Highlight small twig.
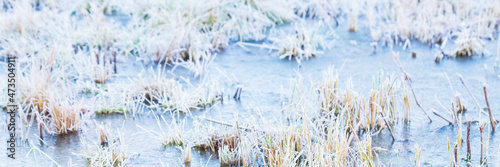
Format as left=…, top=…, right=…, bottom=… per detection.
left=391, top=51, right=432, bottom=122
left=379, top=111, right=396, bottom=141
left=432, top=109, right=453, bottom=125
left=483, top=85, right=496, bottom=131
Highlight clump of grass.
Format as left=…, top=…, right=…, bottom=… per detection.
left=318, top=66, right=340, bottom=116
left=452, top=34, right=489, bottom=57
left=197, top=127, right=239, bottom=153
left=269, top=22, right=331, bottom=64
left=94, top=89, right=136, bottom=115
left=318, top=67, right=400, bottom=132
left=129, top=67, right=224, bottom=114
left=261, top=130, right=303, bottom=166
left=218, top=145, right=240, bottom=165
left=79, top=123, right=129, bottom=166
left=19, top=59, right=52, bottom=113
left=191, top=121, right=246, bottom=165
left=42, top=96, right=83, bottom=135
left=90, top=67, right=224, bottom=116
left=139, top=115, right=187, bottom=147
left=17, top=61, right=83, bottom=135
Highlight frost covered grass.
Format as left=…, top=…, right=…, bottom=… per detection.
left=1, top=0, right=500, bottom=166
left=138, top=66, right=429, bottom=166
left=78, top=123, right=129, bottom=166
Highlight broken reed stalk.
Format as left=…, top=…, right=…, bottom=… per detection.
left=379, top=110, right=395, bottom=141
left=479, top=123, right=486, bottom=164
left=435, top=95, right=456, bottom=125
left=203, top=117, right=255, bottom=132
left=466, top=121, right=471, bottom=163
left=457, top=74, right=485, bottom=117
left=483, top=85, right=496, bottom=131
left=391, top=51, right=432, bottom=122
left=432, top=109, right=453, bottom=125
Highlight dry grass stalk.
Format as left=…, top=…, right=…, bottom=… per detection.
left=432, top=109, right=453, bottom=125
left=483, top=85, right=496, bottom=131
left=391, top=50, right=432, bottom=122
left=466, top=121, right=471, bottom=163
left=455, top=115, right=463, bottom=166
left=415, top=145, right=421, bottom=167
left=379, top=110, right=395, bottom=141
left=479, top=123, right=486, bottom=164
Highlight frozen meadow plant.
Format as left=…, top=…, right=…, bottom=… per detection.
left=42, top=94, right=83, bottom=135
left=93, top=84, right=140, bottom=116
left=134, top=67, right=223, bottom=113
left=79, top=123, right=129, bottom=167
left=452, top=32, right=489, bottom=57
left=316, top=66, right=400, bottom=132
left=362, top=0, right=500, bottom=52
left=108, top=0, right=300, bottom=76
left=295, top=0, right=341, bottom=27
left=270, top=22, right=332, bottom=64
left=138, top=115, right=190, bottom=147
